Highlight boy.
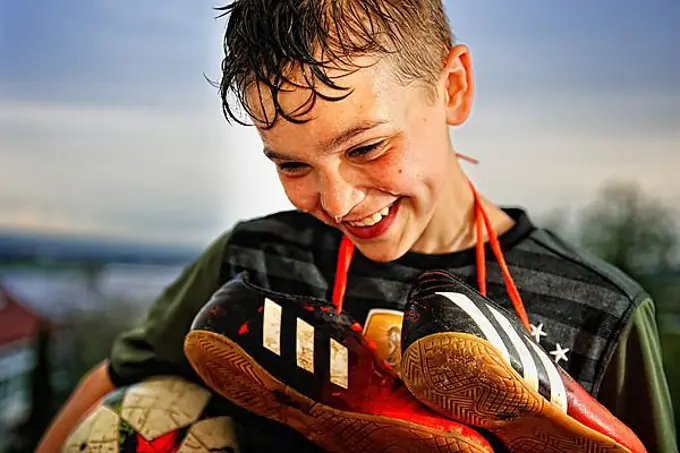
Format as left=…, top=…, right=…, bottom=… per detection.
left=38, top=0, right=675, bottom=451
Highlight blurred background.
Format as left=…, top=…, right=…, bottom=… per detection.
left=0, top=0, right=678, bottom=451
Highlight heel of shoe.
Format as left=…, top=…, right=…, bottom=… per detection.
left=401, top=332, right=631, bottom=453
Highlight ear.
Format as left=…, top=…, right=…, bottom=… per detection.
left=440, top=44, right=475, bottom=126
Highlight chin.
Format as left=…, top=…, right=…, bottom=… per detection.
left=354, top=240, right=409, bottom=263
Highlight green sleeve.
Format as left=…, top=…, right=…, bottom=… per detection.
left=108, top=229, right=234, bottom=386
left=597, top=298, right=678, bottom=453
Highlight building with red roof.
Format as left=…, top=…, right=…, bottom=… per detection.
left=0, top=286, right=41, bottom=442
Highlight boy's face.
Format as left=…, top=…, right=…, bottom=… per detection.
left=253, top=46, right=473, bottom=262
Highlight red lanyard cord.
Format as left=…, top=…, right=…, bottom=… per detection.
left=332, top=235, right=354, bottom=315
left=331, top=182, right=531, bottom=334
left=475, top=199, right=487, bottom=296
left=470, top=183, right=531, bottom=332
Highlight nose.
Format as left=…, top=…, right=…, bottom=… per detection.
left=319, top=167, right=365, bottom=222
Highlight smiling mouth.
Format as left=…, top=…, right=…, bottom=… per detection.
left=346, top=201, right=397, bottom=228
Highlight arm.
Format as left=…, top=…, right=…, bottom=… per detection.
left=36, top=360, right=114, bottom=453
left=597, top=298, right=677, bottom=453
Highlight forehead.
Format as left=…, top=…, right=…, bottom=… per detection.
left=247, top=59, right=400, bottom=150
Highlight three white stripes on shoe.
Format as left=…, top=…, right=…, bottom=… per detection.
left=437, top=292, right=568, bottom=412
left=262, top=298, right=349, bottom=389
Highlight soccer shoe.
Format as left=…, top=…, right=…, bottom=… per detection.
left=184, top=273, right=493, bottom=453
left=400, top=270, right=647, bottom=453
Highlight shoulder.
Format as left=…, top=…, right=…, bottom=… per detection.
left=232, top=209, right=333, bottom=236
left=229, top=209, right=340, bottom=250
left=181, top=210, right=338, bottom=292
left=523, top=227, right=648, bottom=306
left=503, top=208, right=647, bottom=309
left=222, top=210, right=342, bottom=294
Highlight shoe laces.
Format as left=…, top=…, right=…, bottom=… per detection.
left=331, top=153, right=531, bottom=333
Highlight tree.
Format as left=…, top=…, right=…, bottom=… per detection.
left=64, top=297, right=145, bottom=384
left=537, top=207, right=574, bottom=241
left=578, top=180, right=679, bottom=286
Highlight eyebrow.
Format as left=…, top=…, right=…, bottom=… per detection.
left=263, top=119, right=387, bottom=161
left=263, top=148, right=292, bottom=161
left=321, top=119, right=388, bottom=152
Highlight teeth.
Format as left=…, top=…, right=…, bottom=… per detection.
left=349, top=204, right=392, bottom=227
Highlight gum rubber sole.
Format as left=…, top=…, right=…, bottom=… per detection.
left=185, top=330, right=493, bottom=453
left=400, top=332, right=631, bottom=453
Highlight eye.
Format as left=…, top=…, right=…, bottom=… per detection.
left=347, top=142, right=384, bottom=160
left=277, top=162, right=310, bottom=176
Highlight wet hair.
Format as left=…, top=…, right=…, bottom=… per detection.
left=216, top=0, right=454, bottom=128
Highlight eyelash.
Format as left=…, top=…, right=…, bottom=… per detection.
left=277, top=162, right=308, bottom=175
left=277, top=142, right=384, bottom=175
left=347, top=142, right=383, bottom=159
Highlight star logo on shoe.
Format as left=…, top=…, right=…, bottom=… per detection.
left=550, top=343, right=570, bottom=364
left=530, top=322, right=547, bottom=344
left=529, top=323, right=569, bottom=364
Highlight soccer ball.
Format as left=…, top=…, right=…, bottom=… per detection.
left=62, top=376, right=240, bottom=452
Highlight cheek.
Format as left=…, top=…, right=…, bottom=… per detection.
left=280, top=176, right=318, bottom=212
left=405, top=126, right=450, bottom=187
left=364, top=143, right=420, bottom=194
left=373, top=142, right=439, bottom=196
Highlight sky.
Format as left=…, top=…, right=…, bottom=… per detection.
left=0, top=0, right=678, bottom=247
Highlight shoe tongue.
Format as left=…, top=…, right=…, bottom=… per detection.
left=415, top=270, right=471, bottom=295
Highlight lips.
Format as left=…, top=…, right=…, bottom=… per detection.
left=343, top=199, right=401, bottom=240
left=347, top=204, right=392, bottom=228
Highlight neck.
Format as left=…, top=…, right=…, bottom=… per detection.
left=411, top=153, right=515, bottom=255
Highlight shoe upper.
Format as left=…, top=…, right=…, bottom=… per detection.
left=402, top=270, right=647, bottom=453
left=403, top=270, right=571, bottom=412
left=190, top=273, right=394, bottom=412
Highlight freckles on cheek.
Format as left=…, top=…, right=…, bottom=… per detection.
left=282, top=179, right=317, bottom=212
left=380, top=161, right=418, bottom=196
left=369, top=158, right=401, bottom=190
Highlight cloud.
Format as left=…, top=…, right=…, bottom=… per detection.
left=0, top=1, right=225, bottom=108
left=0, top=100, right=292, bottom=246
